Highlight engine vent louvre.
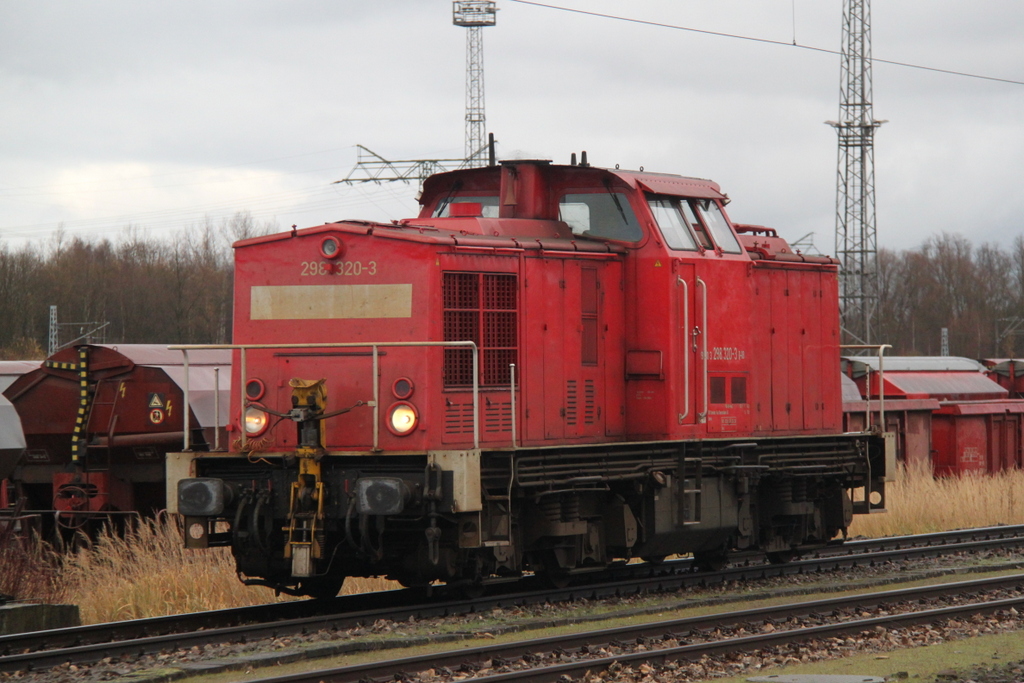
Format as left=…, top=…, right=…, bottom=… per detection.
left=444, top=401, right=475, bottom=435
left=484, top=400, right=512, bottom=432
left=584, top=379, right=596, bottom=425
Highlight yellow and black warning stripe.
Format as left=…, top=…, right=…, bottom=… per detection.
left=44, top=360, right=80, bottom=371
left=69, top=346, right=95, bottom=464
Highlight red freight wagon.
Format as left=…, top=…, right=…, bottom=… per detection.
left=842, top=397, right=938, bottom=472
left=842, top=356, right=1007, bottom=402
left=171, top=157, right=890, bottom=597
left=932, top=401, right=1024, bottom=476
left=982, top=359, right=1024, bottom=398
left=4, top=345, right=228, bottom=528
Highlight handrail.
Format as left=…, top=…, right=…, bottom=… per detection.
left=841, top=343, right=892, bottom=430
left=170, top=341, right=480, bottom=452
left=213, top=367, right=221, bottom=451
left=677, top=276, right=689, bottom=423
left=696, top=277, right=708, bottom=424
left=509, top=363, right=517, bottom=449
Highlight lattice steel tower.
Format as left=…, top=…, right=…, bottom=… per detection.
left=453, top=1, right=496, bottom=167
left=829, top=0, right=884, bottom=344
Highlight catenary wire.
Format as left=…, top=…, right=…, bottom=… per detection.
left=509, top=0, right=1024, bottom=87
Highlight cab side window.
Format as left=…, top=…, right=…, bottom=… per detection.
left=678, top=201, right=713, bottom=250
left=694, top=199, right=742, bottom=254
left=433, top=196, right=500, bottom=218
left=647, top=197, right=698, bottom=251
left=558, top=192, right=643, bottom=242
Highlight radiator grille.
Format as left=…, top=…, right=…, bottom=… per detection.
left=443, top=272, right=518, bottom=387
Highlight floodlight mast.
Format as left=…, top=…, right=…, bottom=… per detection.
left=828, top=0, right=885, bottom=346
left=453, top=1, right=497, bottom=168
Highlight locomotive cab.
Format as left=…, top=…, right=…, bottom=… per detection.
left=170, top=157, right=889, bottom=597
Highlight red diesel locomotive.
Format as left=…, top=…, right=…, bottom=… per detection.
left=171, top=157, right=891, bottom=597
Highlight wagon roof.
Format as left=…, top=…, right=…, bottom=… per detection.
left=0, top=394, right=25, bottom=451
left=842, top=356, right=987, bottom=374
left=840, top=373, right=863, bottom=402
left=880, top=372, right=1007, bottom=401
left=936, top=399, right=1024, bottom=415
left=0, top=361, right=41, bottom=393
left=980, top=359, right=1024, bottom=377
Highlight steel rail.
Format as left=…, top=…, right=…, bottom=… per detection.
left=3, top=523, right=1024, bottom=670
left=229, top=573, right=1024, bottom=683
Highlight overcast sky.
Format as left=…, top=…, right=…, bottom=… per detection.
left=1, top=1, right=1022, bottom=253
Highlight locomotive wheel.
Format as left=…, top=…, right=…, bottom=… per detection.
left=543, top=569, right=572, bottom=589
left=766, top=550, right=799, bottom=565
left=298, top=576, right=346, bottom=600
left=692, top=550, right=728, bottom=572
left=458, top=579, right=486, bottom=599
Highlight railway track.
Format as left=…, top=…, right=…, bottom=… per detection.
left=242, top=573, right=1024, bottom=683
left=3, top=524, right=1024, bottom=673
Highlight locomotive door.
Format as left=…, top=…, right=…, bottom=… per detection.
left=563, top=261, right=605, bottom=439
left=676, top=263, right=697, bottom=426
left=532, top=258, right=607, bottom=441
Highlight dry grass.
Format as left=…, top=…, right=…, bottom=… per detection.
left=849, top=459, right=1024, bottom=538
left=15, top=462, right=1024, bottom=623
left=0, top=528, right=61, bottom=602
left=52, top=516, right=398, bottom=624
left=55, top=516, right=290, bottom=623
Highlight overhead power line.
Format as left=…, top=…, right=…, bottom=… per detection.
left=509, top=0, right=1024, bottom=87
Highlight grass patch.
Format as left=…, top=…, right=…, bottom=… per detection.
left=2, top=516, right=397, bottom=624
left=0, top=527, right=61, bottom=602
left=710, top=629, right=1024, bottom=683
left=850, top=460, right=1024, bottom=538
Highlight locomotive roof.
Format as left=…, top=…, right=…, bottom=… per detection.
left=418, top=161, right=727, bottom=201
left=235, top=161, right=726, bottom=252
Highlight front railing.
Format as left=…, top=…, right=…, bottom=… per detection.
left=169, top=341, right=480, bottom=452
left=841, top=343, right=892, bottom=431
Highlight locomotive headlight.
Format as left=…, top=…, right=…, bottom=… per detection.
left=387, top=402, right=418, bottom=436
left=244, top=406, right=269, bottom=436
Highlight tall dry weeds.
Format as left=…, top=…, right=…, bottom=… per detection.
left=55, top=516, right=292, bottom=624
left=849, top=460, right=1024, bottom=538
left=0, top=527, right=61, bottom=603
left=54, top=516, right=397, bottom=624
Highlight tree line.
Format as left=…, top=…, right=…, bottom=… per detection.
left=0, top=213, right=272, bottom=360
left=0, top=223, right=1021, bottom=361
left=877, top=233, right=1024, bottom=358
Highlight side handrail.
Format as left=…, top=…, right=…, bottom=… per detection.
left=696, top=277, right=708, bottom=424
left=677, top=276, right=690, bottom=423
left=841, top=343, right=892, bottom=431
left=169, top=341, right=480, bottom=452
